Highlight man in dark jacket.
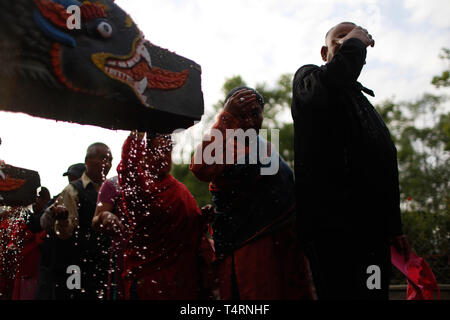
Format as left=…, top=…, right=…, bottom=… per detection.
left=291, top=22, right=410, bottom=300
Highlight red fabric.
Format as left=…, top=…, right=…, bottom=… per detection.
left=33, top=0, right=71, bottom=29
left=0, top=217, right=15, bottom=299
left=0, top=213, right=29, bottom=299
left=0, top=211, right=45, bottom=300
left=0, top=212, right=46, bottom=300
left=391, top=246, right=440, bottom=300
left=12, top=277, right=38, bottom=300
left=80, top=2, right=107, bottom=22
left=12, top=226, right=46, bottom=300
left=215, top=224, right=314, bottom=300
left=117, top=135, right=213, bottom=299
left=15, top=226, right=46, bottom=278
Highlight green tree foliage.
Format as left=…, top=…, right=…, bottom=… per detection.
left=376, top=49, right=449, bottom=284
left=432, top=48, right=450, bottom=88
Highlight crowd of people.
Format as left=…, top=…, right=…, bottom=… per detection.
left=0, top=22, right=411, bottom=300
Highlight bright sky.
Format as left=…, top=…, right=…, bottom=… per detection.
left=1, top=0, right=449, bottom=197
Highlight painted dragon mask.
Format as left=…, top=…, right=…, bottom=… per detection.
left=0, top=0, right=204, bottom=132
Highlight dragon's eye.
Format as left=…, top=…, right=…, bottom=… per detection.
left=97, top=21, right=113, bottom=38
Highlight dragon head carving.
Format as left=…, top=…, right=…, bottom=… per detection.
left=0, top=0, right=204, bottom=132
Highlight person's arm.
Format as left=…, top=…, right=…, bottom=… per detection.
left=92, top=179, right=116, bottom=232
left=39, top=208, right=55, bottom=231
left=190, top=89, right=257, bottom=182
left=190, top=111, right=240, bottom=182
left=92, top=180, right=125, bottom=235
left=39, top=203, right=68, bottom=231
left=293, top=38, right=368, bottom=109
left=92, top=202, right=113, bottom=231
left=387, top=153, right=411, bottom=261
left=54, top=185, right=79, bottom=240
left=27, top=211, right=44, bottom=233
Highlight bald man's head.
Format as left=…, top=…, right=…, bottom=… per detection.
left=321, top=22, right=356, bottom=63
left=325, top=22, right=356, bottom=40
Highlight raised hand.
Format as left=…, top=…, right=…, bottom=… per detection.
left=50, top=204, right=69, bottom=221
left=339, top=26, right=375, bottom=48
left=224, top=89, right=257, bottom=116
left=100, top=211, right=126, bottom=236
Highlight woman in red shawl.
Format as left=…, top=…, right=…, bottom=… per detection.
left=0, top=187, right=50, bottom=300
left=12, top=222, right=47, bottom=300
left=116, top=131, right=213, bottom=300
left=12, top=187, right=50, bottom=300
left=190, top=87, right=314, bottom=300
left=0, top=209, right=17, bottom=300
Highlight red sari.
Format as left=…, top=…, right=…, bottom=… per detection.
left=0, top=209, right=45, bottom=300
left=117, top=135, right=213, bottom=300
left=0, top=216, right=16, bottom=299
left=12, top=225, right=46, bottom=300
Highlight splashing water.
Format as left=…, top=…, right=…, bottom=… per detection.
left=0, top=206, right=30, bottom=292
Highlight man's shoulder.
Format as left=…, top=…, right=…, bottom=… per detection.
left=61, top=181, right=79, bottom=197
left=62, top=182, right=76, bottom=192
left=294, top=64, right=321, bottom=82
left=69, top=178, right=84, bottom=191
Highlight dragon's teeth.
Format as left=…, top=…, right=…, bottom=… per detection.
left=134, top=77, right=147, bottom=94
left=127, top=55, right=140, bottom=67
left=105, top=66, right=134, bottom=83
left=140, top=46, right=152, bottom=67
left=118, top=61, right=128, bottom=68
left=109, top=68, right=119, bottom=77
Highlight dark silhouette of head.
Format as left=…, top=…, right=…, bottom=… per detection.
left=321, top=22, right=356, bottom=63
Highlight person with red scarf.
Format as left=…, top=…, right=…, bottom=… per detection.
left=12, top=223, right=47, bottom=300
left=0, top=208, right=19, bottom=300
left=116, top=131, right=214, bottom=300
left=190, top=87, right=314, bottom=300
left=0, top=187, right=50, bottom=300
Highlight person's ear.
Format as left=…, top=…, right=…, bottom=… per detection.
left=321, top=46, right=328, bottom=62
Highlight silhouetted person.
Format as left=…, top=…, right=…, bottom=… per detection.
left=191, top=87, right=313, bottom=300
left=291, top=22, right=410, bottom=300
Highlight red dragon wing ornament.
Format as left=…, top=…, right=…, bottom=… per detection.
left=0, top=163, right=41, bottom=207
